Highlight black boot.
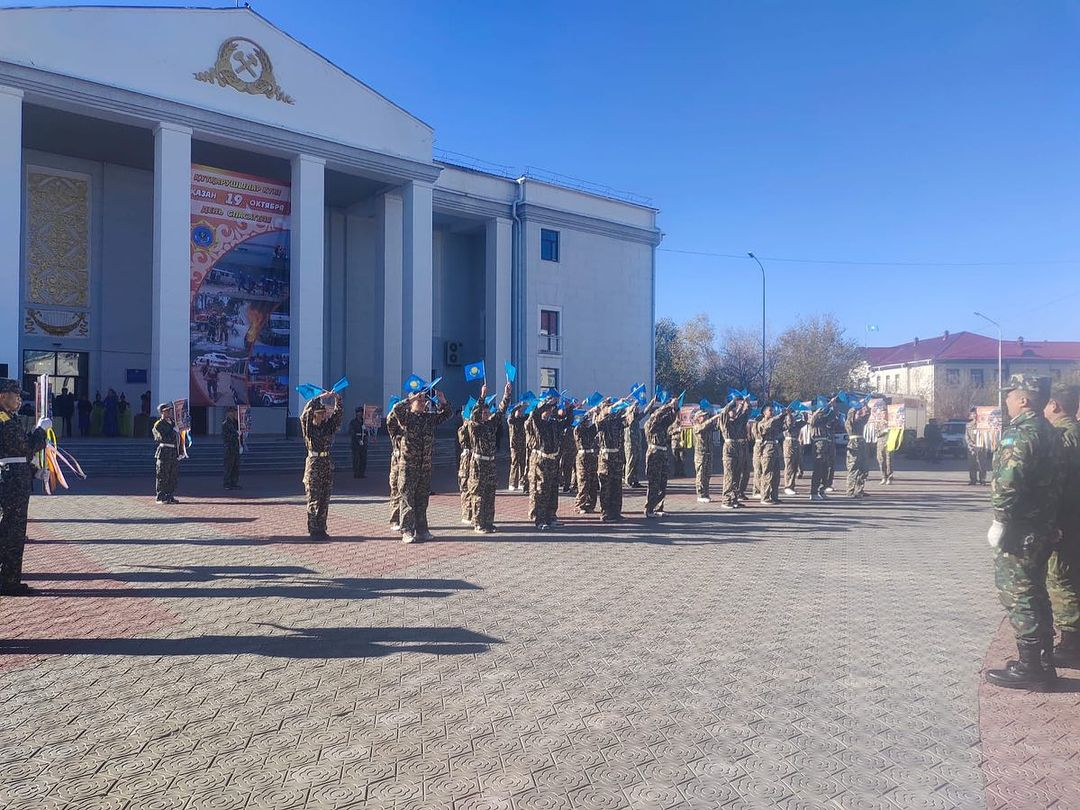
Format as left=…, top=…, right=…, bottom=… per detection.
left=1054, top=631, right=1080, bottom=669
left=986, top=639, right=1057, bottom=690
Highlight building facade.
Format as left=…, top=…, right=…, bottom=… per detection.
left=865, top=331, right=1080, bottom=418
left=0, top=5, right=661, bottom=434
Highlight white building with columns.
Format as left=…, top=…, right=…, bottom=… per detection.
left=0, top=5, right=661, bottom=434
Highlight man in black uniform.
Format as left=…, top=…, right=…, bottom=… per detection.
left=222, top=409, right=242, bottom=490
left=152, top=403, right=181, bottom=504
left=348, top=406, right=368, bottom=479
left=0, top=379, right=49, bottom=596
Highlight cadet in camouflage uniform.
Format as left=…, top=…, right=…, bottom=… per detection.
left=624, top=407, right=645, bottom=488
left=693, top=408, right=723, bottom=502
left=559, top=411, right=577, bottom=493
left=507, top=405, right=528, bottom=492
left=669, top=420, right=684, bottom=478
left=386, top=406, right=404, bottom=532
left=985, top=375, right=1063, bottom=689
left=0, top=379, right=48, bottom=596
left=152, top=403, right=181, bottom=504
left=643, top=399, right=679, bottom=517
left=457, top=420, right=473, bottom=525
left=844, top=404, right=870, bottom=498
left=718, top=397, right=749, bottom=509
left=222, top=409, right=241, bottom=490
left=466, top=382, right=512, bottom=533
left=574, top=412, right=600, bottom=513
left=301, top=392, right=343, bottom=538
left=1045, top=386, right=1080, bottom=668
left=782, top=408, right=805, bottom=495
left=527, top=398, right=563, bottom=528
left=965, top=407, right=988, bottom=485
left=808, top=399, right=838, bottom=501
left=756, top=404, right=785, bottom=504
left=596, top=399, right=634, bottom=522
left=751, top=417, right=764, bottom=498
left=392, top=390, right=451, bottom=544
left=876, top=426, right=894, bottom=485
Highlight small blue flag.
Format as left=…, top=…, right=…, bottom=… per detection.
left=586, top=392, right=604, bottom=409
left=464, top=361, right=485, bottom=382
left=750, top=407, right=762, bottom=419
left=699, top=399, right=712, bottom=411
left=426, top=376, right=443, bottom=392
left=543, top=387, right=560, bottom=400
left=504, top=361, right=517, bottom=384
left=388, top=394, right=401, bottom=409
left=463, top=395, right=478, bottom=419
left=485, top=394, right=498, bottom=407
left=404, top=374, right=427, bottom=394
left=611, top=401, right=630, bottom=413
left=677, top=390, right=686, bottom=409
left=296, top=383, right=324, bottom=400
left=522, top=389, right=537, bottom=404
left=329, top=376, right=350, bottom=394
left=524, top=400, right=538, bottom=415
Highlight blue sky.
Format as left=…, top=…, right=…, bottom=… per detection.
left=11, top=1, right=1080, bottom=346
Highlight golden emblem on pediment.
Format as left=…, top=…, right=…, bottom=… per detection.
left=195, top=37, right=294, bottom=104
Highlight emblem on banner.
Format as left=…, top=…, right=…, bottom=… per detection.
left=191, top=223, right=215, bottom=249
left=194, top=37, right=295, bottom=104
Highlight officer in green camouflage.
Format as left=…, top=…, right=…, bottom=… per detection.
left=152, top=403, right=181, bottom=504
left=844, top=403, right=870, bottom=498
left=301, top=392, right=343, bottom=538
left=466, top=382, right=512, bottom=533
left=574, top=411, right=600, bottom=513
left=985, top=374, right=1064, bottom=689
left=1044, top=385, right=1080, bottom=668
left=693, top=407, right=723, bottom=503
left=222, top=409, right=241, bottom=490
left=643, top=398, right=679, bottom=517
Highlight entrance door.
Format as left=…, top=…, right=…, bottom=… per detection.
left=23, top=350, right=89, bottom=398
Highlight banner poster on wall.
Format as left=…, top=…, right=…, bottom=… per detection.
left=189, top=164, right=291, bottom=408
left=887, top=403, right=906, bottom=431
left=974, top=405, right=1003, bottom=451
left=362, top=405, right=382, bottom=431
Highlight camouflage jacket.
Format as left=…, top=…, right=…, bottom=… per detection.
left=1051, top=415, right=1080, bottom=539
left=222, top=418, right=241, bottom=452
left=0, top=410, right=46, bottom=489
left=152, top=417, right=180, bottom=459
left=624, top=409, right=643, bottom=453
left=990, top=410, right=1062, bottom=532
left=717, top=402, right=745, bottom=442
left=844, top=411, right=868, bottom=447
left=301, top=400, right=343, bottom=453
left=808, top=408, right=834, bottom=441
left=783, top=412, right=804, bottom=441
left=595, top=408, right=629, bottom=453
left=574, top=421, right=599, bottom=452
left=758, top=413, right=784, bottom=442
left=644, top=401, right=678, bottom=448
left=507, top=411, right=527, bottom=451
left=965, top=420, right=980, bottom=453
left=464, top=392, right=510, bottom=459
left=392, top=401, right=451, bottom=464
left=693, top=413, right=723, bottom=456
left=526, top=409, right=562, bottom=457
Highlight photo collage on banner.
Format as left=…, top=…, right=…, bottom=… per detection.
left=189, top=164, right=292, bottom=408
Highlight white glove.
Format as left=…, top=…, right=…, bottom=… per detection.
left=987, top=520, right=1005, bottom=548
left=36, top=417, right=52, bottom=432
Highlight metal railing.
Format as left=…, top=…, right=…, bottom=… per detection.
left=538, top=333, right=561, bottom=354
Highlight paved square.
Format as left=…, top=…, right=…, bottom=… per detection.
left=1, top=464, right=1077, bottom=809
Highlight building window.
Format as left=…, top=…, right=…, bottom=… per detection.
left=539, top=308, right=561, bottom=354
left=540, top=229, right=560, bottom=262
left=970, top=369, right=984, bottom=388
left=540, top=367, right=559, bottom=390
left=946, top=369, right=960, bottom=386
left=894, top=374, right=900, bottom=392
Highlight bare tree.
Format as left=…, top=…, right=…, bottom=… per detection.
left=771, top=314, right=863, bottom=401
left=718, top=327, right=773, bottom=395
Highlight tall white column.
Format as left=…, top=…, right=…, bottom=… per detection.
left=0, top=87, right=23, bottom=380
left=402, top=180, right=433, bottom=379
left=151, top=122, right=192, bottom=406
left=289, top=154, right=326, bottom=415
left=485, top=217, right=512, bottom=389
left=378, top=191, right=404, bottom=403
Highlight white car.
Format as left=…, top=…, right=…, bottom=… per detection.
left=193, top=352, right=235, bottom=370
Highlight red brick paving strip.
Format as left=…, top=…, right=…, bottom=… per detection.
left=980, top=616, right=1080, bottom=808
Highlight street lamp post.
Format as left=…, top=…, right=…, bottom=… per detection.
left=974, top=311, right=1003, bottom=414
left=748, top=252, right=766, bottom=397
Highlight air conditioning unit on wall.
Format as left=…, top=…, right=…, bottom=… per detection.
left=444, top=340, right=463, bottom=366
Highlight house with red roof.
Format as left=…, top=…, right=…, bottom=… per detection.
left=863, top=331, right=1080, bottom=418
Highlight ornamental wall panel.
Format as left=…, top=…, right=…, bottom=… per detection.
left=23, top=166, right=91, bottom=338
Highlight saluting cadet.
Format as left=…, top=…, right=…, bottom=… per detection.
left=386, top=403, right=404, bottom=532
left=844, top=403, right=871, bottom=498
left=782, top=407, right=805, bottom=495
left=527, top=398, right=563, bottom=529
left=643, top=398, right=680, bottom=517
left=457, top=418, right=473, bottom=525
left=808, top=398, right=838, bottom=501
left=595, top=398, right=635, bottom=522
left=152, top=402, right=181, bottom=504
left=0, top=379, right=49, bottom=596
left=559, top=408, right=578, bottom=493
left=392, top=389, right=451, bottom=544
left=507, top=404, right=528, bottom=492
left=718, top=397, right=749, bottom=509
left=301, top=392, right=343, bottom=538
left=574, top=412, right=600, bottom=513
left=465, top=382, right=512, bottom=533
left=693, top=406, right=723, bottom=503
left=756, top=404, right=785, bottom=504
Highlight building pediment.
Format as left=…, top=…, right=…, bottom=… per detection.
left=0, top=6, right=433, bottom=162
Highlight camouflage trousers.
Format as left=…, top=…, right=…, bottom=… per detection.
left=303, top=456, right=334, bottom=535
left=575, top=451, right=599, bottom=512
left=876, top=439, right=893, bottom=481
left=155, top=453, right=178, bottom=500
left=223, top=447, right=240, bottom=488
left=625, top=437, right=642, bottom=486
left=560, top=447, right=577, bottom=491
left=388, top=450, right=401, bottom=526
left=695, top=451, right=713, bottom=498
left=0, top=482, right=32, bottom=584
left=739, top=443, right=752, bottom=495
left=752, top=441, right=764, bottom=496
left=398, top=458, right=433, bottom=536
left=458, top=450, right=473, bottom=523
left=508, top=445, right=527, bottom=490
left=1048, top=533, right=1080, bottom=633
left=644, top=446, right=670, bottom=513
left=783, top=439, right=801, bottom=490
left=846, top=439, right=869, bottom=496
left=468, top=457, right=497, bottom=530
left=968, top=447, right=988, bottom=484
left=810, top=439, right=834, bottom=496
left=529, top=456, right=560, bottom=525
left=598, top=452, right=625, bottom=520
left=995, top=536, right=1054, bottom=644
left=759, top=441, right=781, bottom=501
left=721, top=441, right=745, bottom=506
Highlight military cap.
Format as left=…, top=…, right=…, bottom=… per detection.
left=157, top=402, right=173, bottom=412
left=0, top=378, right=25, bottom=395
left=1000, top=373, right=1041, bottom=394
